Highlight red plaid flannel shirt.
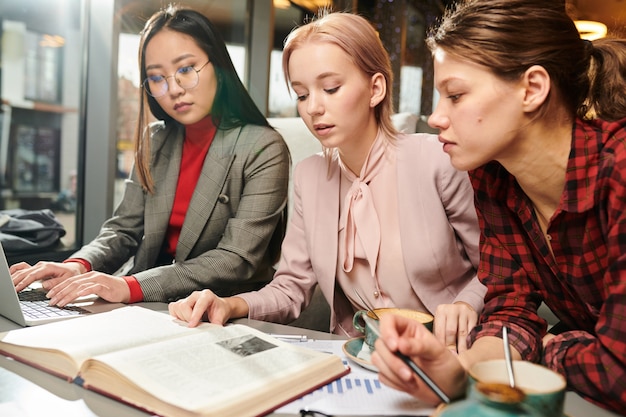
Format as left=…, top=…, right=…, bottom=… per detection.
left=468, top=117, right=626, bottom=414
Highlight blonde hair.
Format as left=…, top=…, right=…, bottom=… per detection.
left=282, top=11, right=397, bottom=159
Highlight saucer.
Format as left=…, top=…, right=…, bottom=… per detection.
left=342, top=337, right=378, bottom=372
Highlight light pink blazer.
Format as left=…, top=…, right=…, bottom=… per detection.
left=239, top=133, right=485, bottom=336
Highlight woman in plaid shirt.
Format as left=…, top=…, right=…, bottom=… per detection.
left=372, top=0, right=626, bottom=413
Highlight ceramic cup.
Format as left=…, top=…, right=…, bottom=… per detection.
left=433, top=382, right=542, bottom=417
left=352, top=307, right=434, bottom=350
left=468, top=359, right=566, bottom=417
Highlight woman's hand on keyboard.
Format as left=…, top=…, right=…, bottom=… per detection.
left=45, top=272, right=130, bottom=306
left=10, top=261, right=86, bottom=293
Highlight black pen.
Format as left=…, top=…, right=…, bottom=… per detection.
left=363, top=315, right=451, bottom=404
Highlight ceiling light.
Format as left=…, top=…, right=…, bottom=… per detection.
left=40, top=34, right=65, bottom=48
left=274, top=0, right=291, bottom=9
left=290, top=1, right=333, bottom=11
left=575, top=20, right=608, bottom=40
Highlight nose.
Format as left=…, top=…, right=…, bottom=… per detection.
left=305, top=93, right=324, bottom=116
left=167, top=76, right=185, bottom=96
left=428, top=103, right=448, bottom=131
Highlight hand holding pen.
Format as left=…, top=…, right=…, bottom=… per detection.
left=368, top=313, right=470, bottom=406
left=364, top=315, right=450, bottom=404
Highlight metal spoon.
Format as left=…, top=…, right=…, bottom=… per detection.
left=353, top=288, right=380, bottom=319
left=502, top=326, right=516, bottom=388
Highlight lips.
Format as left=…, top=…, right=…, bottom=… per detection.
left=313, top=123, right=334, bottom=135
left=438, top=135, right=456, bottom=153
left=174, top=102, right=191, bottom=111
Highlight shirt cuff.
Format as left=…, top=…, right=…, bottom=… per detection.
left=122, top=276, right=144, bottom=303
left=63, top=258, right=92, bottom=273
left=542, top=330, right=594, bottom=373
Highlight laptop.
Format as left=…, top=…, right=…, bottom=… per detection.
left=0, top=244, right=125, bottom=326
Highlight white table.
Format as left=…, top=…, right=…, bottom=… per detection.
left=0, top=303, right=622, bottom=417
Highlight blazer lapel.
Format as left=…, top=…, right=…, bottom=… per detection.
left=176, top=127, right=240, bottom=260
left=144, top=124, right=183, bottom=267
left=311, top=160, right=346, bottom=327
left=395, top=138, right=416, bottom=287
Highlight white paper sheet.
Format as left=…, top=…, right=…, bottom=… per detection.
left=274, top=339, right=435, bottom=416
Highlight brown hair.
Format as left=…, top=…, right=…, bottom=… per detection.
left=426, top=0, right=626, bottom=122
left=282, top=11, right=397, bottom=153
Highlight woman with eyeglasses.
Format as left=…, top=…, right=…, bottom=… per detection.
left=10, top=6, right=290, bottom=305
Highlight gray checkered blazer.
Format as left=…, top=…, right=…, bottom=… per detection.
left=71, top=121, right=290, bottom=302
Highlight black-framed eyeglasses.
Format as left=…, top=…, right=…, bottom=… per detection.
left=142, top=60, right=210, bottom=98
left=299, top=409, right=333, bottom=417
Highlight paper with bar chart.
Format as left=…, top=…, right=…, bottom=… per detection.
left=275, top=339, right=435, bottom=416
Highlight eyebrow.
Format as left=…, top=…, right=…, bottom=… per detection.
left=145, top=53, right=198, bottom=71
left=290, top=71, right=341, bottom=88
left=436, top=77, right=452, bottom=90
left=435, top=76, right=462, bottom=91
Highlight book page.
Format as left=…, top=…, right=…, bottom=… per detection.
left=81, top=323, right=345, bottom=415
left=0, top=306, right=205, bottom=366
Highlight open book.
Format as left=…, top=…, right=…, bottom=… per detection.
left=0, top=306, right=348, bottom=417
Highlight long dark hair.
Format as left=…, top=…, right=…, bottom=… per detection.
left=426, top=0, right=626, bottom=123
left=134, top=5, right=270, bottom=192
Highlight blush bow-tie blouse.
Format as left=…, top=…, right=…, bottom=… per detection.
left=337, top=132, right=427, bottom=312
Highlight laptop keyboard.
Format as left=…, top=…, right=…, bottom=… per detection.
left=18, top=289, right=89, bottom=319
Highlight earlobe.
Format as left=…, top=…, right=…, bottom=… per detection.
left=523, top=65, right=550, bottom=113
left=370, top=73, right=386, bottom=108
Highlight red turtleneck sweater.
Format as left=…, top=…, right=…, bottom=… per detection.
left=163, top=117, right=217, bottom=256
